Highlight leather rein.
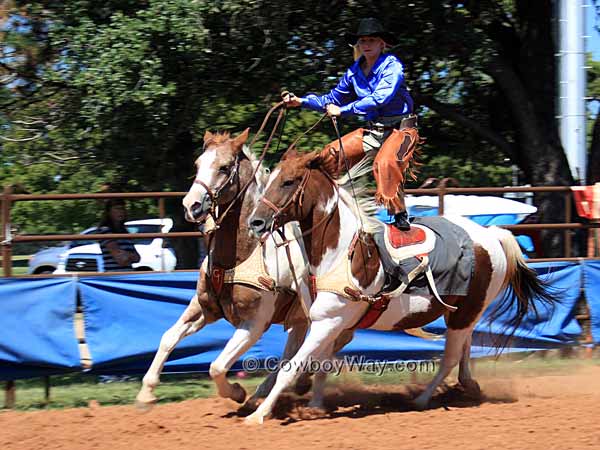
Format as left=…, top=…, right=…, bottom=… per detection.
left=195, top=101, right=287, bottom=230
left=259, top=166, right=339, bottom=248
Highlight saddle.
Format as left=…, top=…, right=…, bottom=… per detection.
left=378, top=223, right=436, bottom=263
left=375, top=222, right=458, bottom=311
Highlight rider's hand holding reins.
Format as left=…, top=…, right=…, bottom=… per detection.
left=326, top=104, right=341, bottom=117
left=281, top=91, right=302, bottom=108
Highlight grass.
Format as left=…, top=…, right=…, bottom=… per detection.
left=0, top=266, right=29, bottom=276
left=3, top=353, right=598, bottom=412
left=3, top=373, right=265, bottom=411
left=0, top=255, right=32, bottom=277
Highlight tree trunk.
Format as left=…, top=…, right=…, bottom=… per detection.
left=160, top=131, right=202, bottom=269
left=588, top=113, right=600, bottom=183
left=488, top=46, right=573, bottom=257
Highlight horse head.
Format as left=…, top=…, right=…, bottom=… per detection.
left=249, top=147, right=333, bottom=236
left=183, top=128, right=250, bottom=223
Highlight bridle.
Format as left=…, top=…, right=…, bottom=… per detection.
left=192, top=153, right=241, bottom=221
left=192, top=101, right=287, bottom=228
left=259, top=166, right=339, bottom=247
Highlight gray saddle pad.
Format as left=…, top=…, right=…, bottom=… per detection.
left=386, top=216, right=474, bottom=296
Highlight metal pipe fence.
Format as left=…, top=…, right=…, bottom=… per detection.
left=0, top=185, right=586, bottom=276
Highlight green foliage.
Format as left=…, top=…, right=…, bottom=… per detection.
left=411, top=155, right=512, bottom=188
left=0, top=0, right=596, bottom=240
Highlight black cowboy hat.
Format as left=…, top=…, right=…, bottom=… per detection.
left=345, top=17, right=397, bottom=46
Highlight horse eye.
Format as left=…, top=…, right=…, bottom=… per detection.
left=282, top=179, right=294, bottom=187
left=218, top=165, right=230, bottom=174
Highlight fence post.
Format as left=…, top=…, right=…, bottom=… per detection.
left=44, top=376, right=51, bottom=406
left=4, top=380, right=15, bottom=409
left=564, top=192, right=572, bottom=257
left=437, top=187, right=446, bottom=215
left=1, top=186, right=13, bottom=277
left=159, top=197, right=166, bottom=271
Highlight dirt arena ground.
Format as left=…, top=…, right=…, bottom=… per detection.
left=2, top=365, right=599, bottom=450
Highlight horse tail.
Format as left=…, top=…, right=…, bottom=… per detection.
left=485, top=227, right=560, bottom=351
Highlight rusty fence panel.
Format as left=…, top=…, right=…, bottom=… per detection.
left=0, top=185, right=588, bottom=277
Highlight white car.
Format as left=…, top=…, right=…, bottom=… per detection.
left=28, top=219, right=177, bottom=274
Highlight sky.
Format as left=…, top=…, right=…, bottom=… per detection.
left=586, top=3, right=600, bottom=60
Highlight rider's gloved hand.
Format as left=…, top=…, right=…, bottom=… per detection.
left=281, top=91, right=302, bottom=108
left=326, top=104, right=341, bottom=117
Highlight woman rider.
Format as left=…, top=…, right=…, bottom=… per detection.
left=283, top=17, right=419, bottom=231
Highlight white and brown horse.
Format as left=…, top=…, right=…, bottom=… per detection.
left=136, top=130, right=315, bottom=410
left=246, top=149, right=558, bottom=424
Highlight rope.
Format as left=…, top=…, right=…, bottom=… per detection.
left=330, top=116, right=371, bottom=260
left=214, top=102, right=286, bottom=226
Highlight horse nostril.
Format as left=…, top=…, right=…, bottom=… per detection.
left=250, top=218, right=265, bottom=230
left=191, top=201, right=203, bottom=219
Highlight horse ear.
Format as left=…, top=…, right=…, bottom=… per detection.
left=281, top=145, right=299, bottom=161
left=233, top=128, right=250, bottom=148
left=203, top=130, right=214, bottom=145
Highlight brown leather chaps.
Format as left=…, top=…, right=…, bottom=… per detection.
left=319, top=126, right=420, bottom=214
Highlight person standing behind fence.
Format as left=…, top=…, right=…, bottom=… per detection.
left=98, top=199, right=140, bottom=271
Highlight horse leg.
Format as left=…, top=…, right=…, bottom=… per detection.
left=209, top=315, right=272, bottom=403
left=244, top=320, right=309, bottom=409
left=413, top=327, right=472, bottom=411
left=307, top=328, right=353, bottom=409
left=306, top=341, right=335, bottom=409
left=136, top=295, right=205, bottom=409
left=458, top=333, right=481, bottom=398
left=245, top=317, right=345, bottom=424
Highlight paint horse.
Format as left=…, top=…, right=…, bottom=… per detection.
left=136, top=129, right=315, bottom=410
left=246, top=148, right=558, bottom=424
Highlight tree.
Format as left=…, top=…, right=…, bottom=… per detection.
left=1, top=0, right=597, bottom=258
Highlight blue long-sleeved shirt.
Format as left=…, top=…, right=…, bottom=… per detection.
left=300, top=53, right=413, bottom=121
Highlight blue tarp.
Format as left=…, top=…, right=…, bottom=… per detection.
left=79, top=265, right=582, bottom=374
left=423, top=262, right=582, bottom=352
left=78, top=273, right=287, bottom=374
left=0, top=277, right=81, bottom=380
left=582, top=260, right=600, bottom=343
left=0, top=261, right=592, bottom=380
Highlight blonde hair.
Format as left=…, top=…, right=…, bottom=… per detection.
left=353, top=44, right=361, bottom=61
left=352, top=38, right=390, bottom=61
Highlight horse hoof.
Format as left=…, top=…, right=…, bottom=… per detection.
left=412, top=397, right=429, bottom=411
left=135, top=398, right=157, bottom=412
left=460, top=379, right=482, bottom=399
left=241, top=396, right=263, bottom=413
left=294, top=374, right=313, bottom=396
left=245, top=412, right=265, bottom=425
left=230, top=382, right=247, bottom=404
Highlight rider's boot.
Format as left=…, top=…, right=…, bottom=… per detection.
left=392, top=210, right=411, bottom=231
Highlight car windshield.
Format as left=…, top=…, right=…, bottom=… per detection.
left=126, top=224, right=162, bottom=245
left=68, top=224, right=163, bottom=248
left=68, top=227, right=99, bottom=248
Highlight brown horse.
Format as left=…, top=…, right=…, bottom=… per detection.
left=245, top=149, right=558, bottom=424
left=136, top=130, right=313, bottom=410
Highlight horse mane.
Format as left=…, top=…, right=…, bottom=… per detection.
left=241, top=144, right=270, bottom=188
left=334, top=157, right=385, bottom=235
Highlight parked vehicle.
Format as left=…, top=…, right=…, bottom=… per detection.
left=28, top=219, right=176, bottom=274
